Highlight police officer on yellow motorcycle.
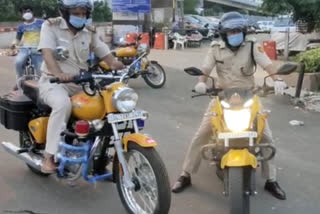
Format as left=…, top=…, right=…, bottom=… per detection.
left=38, top=0, right=124, bottom=173
left=172, top=11, right=286, bottom=200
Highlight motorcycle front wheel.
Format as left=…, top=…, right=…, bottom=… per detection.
left=229, top=167, right=250, bottom=214
left=143, top=62, right=166, bottom=89
left=114, top=143, right=171, bottom=214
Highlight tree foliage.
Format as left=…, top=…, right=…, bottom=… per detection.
left=0, top=0, right=112, bottom=22
left=184, top=0, right=199, bottom=15
left=261, top=0, right=320, bottom=31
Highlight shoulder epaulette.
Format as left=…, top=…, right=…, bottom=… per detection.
left=47, top=17, right=62, bottom=26
left=85, top=25, right=96, bottom=33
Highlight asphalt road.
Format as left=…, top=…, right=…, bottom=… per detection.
left=0, top=47, right=320, bottom=214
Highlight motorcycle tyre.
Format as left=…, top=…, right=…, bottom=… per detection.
left=143, top=62, right=166, bottom=89
left=114, top=143, right=171, bottom=214
left=229, top=167, right=250, bottom=214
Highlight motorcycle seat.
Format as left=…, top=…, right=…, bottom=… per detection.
left=21, top=80, right=51, bottom=112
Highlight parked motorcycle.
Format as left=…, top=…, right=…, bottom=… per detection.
left=99, top=34, right=166, bottom=89
left=184, top=63, right=297, bottom=214
left=1, top=48, right=171, bottom=214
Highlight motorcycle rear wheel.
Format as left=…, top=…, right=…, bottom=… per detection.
left=114, top=143, right=171, bottom=214
left=229, top=167, right=250, bottom=214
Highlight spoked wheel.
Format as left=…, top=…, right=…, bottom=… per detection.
left=19, top=132, right=49, bottom=177
left=115, top=143, right=171, bottom=214
left=229, top=167, right=250, bottom=214
left=143, top=62, right=166, bottom=88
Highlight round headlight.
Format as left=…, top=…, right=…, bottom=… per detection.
left=112, top=87, right=138, bottom=112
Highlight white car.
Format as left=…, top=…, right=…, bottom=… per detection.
left=256, top=21, right=274, bottom=32
left=271, top=19, right=296, bottom=33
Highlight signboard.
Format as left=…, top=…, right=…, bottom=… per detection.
left=112, top=0, right=151, bottom=13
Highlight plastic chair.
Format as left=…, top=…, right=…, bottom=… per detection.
left=173, top=33, right=187, bottom=50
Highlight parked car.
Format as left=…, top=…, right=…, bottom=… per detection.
left=271, top=18, right=296, bottom=33
left=184, top=15, right=209, bottom=39
left=256, top=20, right=274, bottom=33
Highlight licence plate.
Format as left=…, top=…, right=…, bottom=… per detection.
left=107, top=110, right=147, bottom=123
left=218, top=131, right=257, bottom=139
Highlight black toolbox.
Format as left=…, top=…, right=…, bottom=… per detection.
left=0, top=92, right=35, bottom=131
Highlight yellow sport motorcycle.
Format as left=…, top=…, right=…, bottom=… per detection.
left=184, top=63, right=297, bottom=214
left=0, top=57, right=171, bottom=214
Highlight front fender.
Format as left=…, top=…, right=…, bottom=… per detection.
left=221, top=149, right=257, bottom=169
left=122, top=133, right=157, bottom=151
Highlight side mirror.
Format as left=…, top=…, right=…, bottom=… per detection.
left=137, top=34, right=143, bottom=41
left=204, top=23, right=209, bottom=28
left=55, top=46, right=69, bottom=61
left=184, top=67, right=204, bottom=76
left=276, top=63, right=298, bottom=75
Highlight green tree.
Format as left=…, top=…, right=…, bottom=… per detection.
left=184, top=0, right=199, bottom=14
left=261, top=0, right=320, bottom=32
left=92, top=1, right=112, bottom=22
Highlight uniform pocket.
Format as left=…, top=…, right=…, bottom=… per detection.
left=78, top=41, right=90, bottom=63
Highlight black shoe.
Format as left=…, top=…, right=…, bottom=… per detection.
left=264, top=180, right=286, bottom=200
left=172, top=175, right=191, bottom=193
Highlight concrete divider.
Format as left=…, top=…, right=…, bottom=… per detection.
left=0, top=32, right=16, bottom=49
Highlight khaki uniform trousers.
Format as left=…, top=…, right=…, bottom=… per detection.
left=182, top=99, right=277, bottom=181
left=39, top=76, right=82, bottom=155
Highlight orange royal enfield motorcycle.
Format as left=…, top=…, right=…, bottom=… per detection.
left=98, top=34, right=166, bottom=89
left=0, top=60, right=171, bottom=214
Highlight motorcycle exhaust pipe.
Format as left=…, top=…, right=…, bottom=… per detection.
left=1, top=142, right=42, bottom=170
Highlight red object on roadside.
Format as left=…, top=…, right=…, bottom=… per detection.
left=75, top=120, right=90, bottom=137
left=126, top=33, right=138, bottom=44
left=263, top=41, right=277, bottom=60
left=139, top=33, right=150, bottom=46
left=154, top=33, right=165, bottom=49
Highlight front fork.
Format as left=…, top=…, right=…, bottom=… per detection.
left=111, top=120, right=140, bottom=190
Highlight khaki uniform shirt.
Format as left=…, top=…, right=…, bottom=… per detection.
left=38, top=17, right=110, bottom=76
left=202, top=39, right=272, bottom=90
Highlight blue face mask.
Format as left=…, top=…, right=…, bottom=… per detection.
left=69, top=15, right=87, bottom=29
left=227, top=32, right=244, bottom=47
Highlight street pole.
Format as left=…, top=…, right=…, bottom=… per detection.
left=284, top=27, right=290, bottom=60
left=177, top=0, right=184, bottom=29
left=173, top=0, right=176, bottom=23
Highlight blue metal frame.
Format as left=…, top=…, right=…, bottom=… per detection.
left=57, top=140, right=113, bottom=183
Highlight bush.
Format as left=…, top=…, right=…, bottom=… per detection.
left=296, top=48, right=320, bottom=73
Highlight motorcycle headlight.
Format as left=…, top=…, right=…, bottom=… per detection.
left=224, top=109, right=251, bottom=132
left=113, top=87, right=138, bottom=113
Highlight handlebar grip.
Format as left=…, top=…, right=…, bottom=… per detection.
left=49, top=77, right=60, bottom=83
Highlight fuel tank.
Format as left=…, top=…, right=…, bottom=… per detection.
left=71, top=92, right=105, bottom=120
left=116, top=47, right=137, bottom=57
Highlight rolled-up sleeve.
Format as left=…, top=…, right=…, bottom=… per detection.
left=253, top=43, right=272, bottom=69
left=38, top=21, right=57, bottom=51
left=91, top=32, right=110, bottom=59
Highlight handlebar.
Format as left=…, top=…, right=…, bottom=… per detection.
left=191, top=88, right=222, bottom=98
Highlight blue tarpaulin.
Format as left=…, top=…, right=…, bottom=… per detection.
left=112, top=0, right=151, bottom=13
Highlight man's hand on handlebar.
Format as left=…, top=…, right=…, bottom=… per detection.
left=55, top=73, right=75, bottom=82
